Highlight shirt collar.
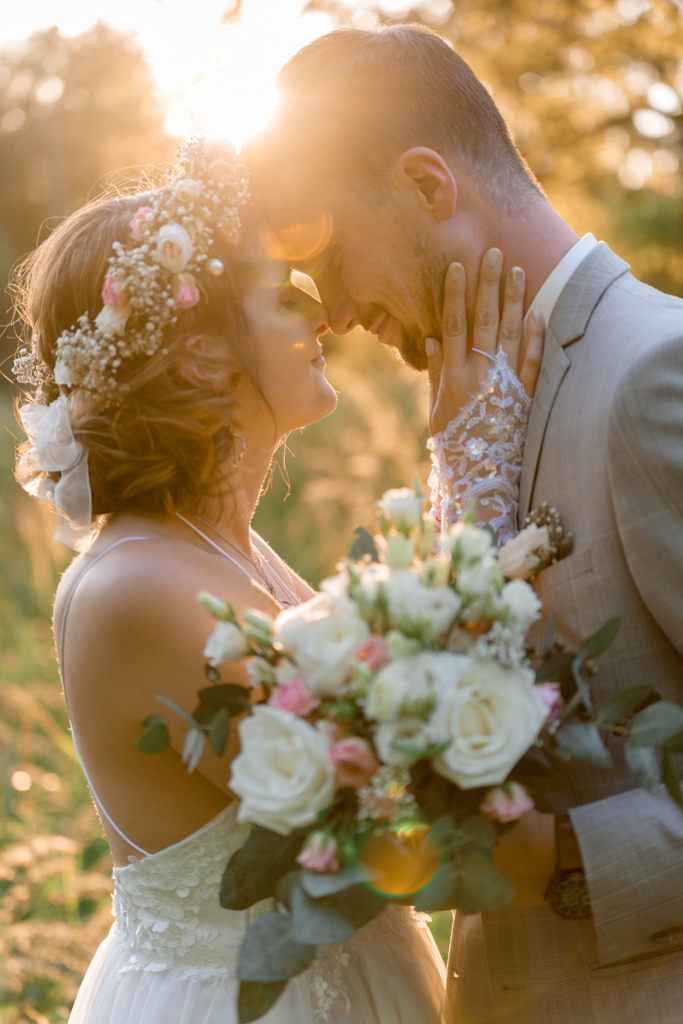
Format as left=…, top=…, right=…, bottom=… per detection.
left=524, top=233, right=598, bottom=335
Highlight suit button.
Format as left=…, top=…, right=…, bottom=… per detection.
left=650, top=926, right=683, bottom=946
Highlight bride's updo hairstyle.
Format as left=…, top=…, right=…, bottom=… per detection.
left=13, top=188, right=259, bottom=519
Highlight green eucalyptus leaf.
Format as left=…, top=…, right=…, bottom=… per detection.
left=136, top=714, right=169, bottom=753
left=535, top=652, right=574, bottom=684
left=577, top=618, right=621, bottom=660
left=554, top=722, right=613, bottom=768
left=665, top=730, right=683, bottom=754
left=347, top=526, right=380, bottom=563
left=237, top=913, right=315, bottom=982
left=290, top=883, right=356, bottom=946
left=209, top=707, right=230, bottom=756
left=413, top=862, right=456, bottom=912
left=452, top=852, right=516, bottom=913
left=541, top=612, right=555, bottom=658
left=220, top=828, right=308, bottom=911
left=204, top=664, right=220, bottom=682
left=663, top=750, right=683, bottom=809
left=454, top=815, right=497, bottom=852
left=155, top=695, right=197, bottom=727
left=300, top=865, right=371, bottom=899
left=571, top=658, right=592, bottom=711
left=595, top=685, right=653, bottom=726
left=237, top=980, right=288, bottom=1024
left=199, top=683, right=250, bottom=715
left=630, top=702, right=683, bottom=747
left=624, top=740, right=661, bottom=794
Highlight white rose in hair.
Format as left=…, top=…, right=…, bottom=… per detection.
left=203, top=621, right=250, bottom=666
left=230, top=706, right=336, bottom=835
left=94, top=301, right=132, bottom=336
left=430, top=659, right=547, bottom=789
left=157, top=223, right=194, bottom=273
left=498, top=524, right=550, bottom=580
left=376, top=487, right=424, bottom=531
left=273, top=594, right=369, bottom=697
left=501, top=579, right=542, bottom=632
left=386, top=571, right=461, bottom=639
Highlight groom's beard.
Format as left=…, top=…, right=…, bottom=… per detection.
left=396, top=253, right=445, bottom=372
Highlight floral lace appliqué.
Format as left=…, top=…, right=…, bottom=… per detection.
left=427, top=349, right=531, bottom=544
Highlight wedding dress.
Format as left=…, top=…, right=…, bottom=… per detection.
left=62, top=536, right=452, bottom=1024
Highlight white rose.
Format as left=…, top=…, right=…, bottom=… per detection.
left=94, top=301, right=131, bottom=336
left=386, top=571, right=461, bottom=639
left=375, top=717, right=433, bottom=766
left=157, top=223, right=194, bottom=273
left=230, top=706, right=336, bottom=835
left=501, top=579, right=542, bottom=632
left=431, top=659, right=547, bottom=789
left=203, top=621, right=250, bottom=666
left=346, top=562, right=391, bottom=621
left=273, top=595, right=369, bottom=697
left=455, top=555, right=503, bottom=602
left=448, top=523, right=494, bottom=564
left=376, top=487, right=424, bottom=531
left=498, top=524, right=550, bottom=580
left=367, top=651, right=469, bottom=722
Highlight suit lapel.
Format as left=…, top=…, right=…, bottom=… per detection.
left=517, top=243, right=631, bottom=524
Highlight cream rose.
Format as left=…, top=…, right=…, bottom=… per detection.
left=375, top=717, right=432, bottom=766
left=376, top=487, right=424, bottom=531
left=203, top=621, right=250, bottom=666
left=157, top=223, right=194, bottom=273
left=386, top=571, right=461, bottom=639
left=498, top=524, right=550, bottom=580
left=430, top=659, right=547, bottom=789
left=230, top=706, right=336, bottom=835
left=273, top=595, right=369, bottom=697
left=94, top=301, right=131, bottom=336
left=366, top=651, right=470, bottom=722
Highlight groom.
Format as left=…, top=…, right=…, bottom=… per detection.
left=247, top=23, right=683, bottom=1022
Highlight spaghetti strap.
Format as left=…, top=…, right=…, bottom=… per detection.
left=59, top=536, right=156, bottom=857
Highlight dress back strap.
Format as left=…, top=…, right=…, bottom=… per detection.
left=59, top=536, right=156, bottom=858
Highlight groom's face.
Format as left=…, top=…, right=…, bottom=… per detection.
left=261, top=187, right=445, bottom=372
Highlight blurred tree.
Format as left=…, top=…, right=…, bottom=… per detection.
left=0, top=22, right=174, bottom=377
left=306, top=0, right=683, bottom=295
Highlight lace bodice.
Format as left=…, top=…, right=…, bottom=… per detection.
left=427, top=349, right=531, bottom=543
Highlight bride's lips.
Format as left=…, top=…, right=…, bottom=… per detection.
left=312, top=346, right=326, bottom=368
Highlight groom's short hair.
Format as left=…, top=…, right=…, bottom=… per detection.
left=261, top=24, right=543, bottom=212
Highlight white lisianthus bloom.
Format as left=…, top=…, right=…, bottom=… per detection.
left=455, top=555, right=503, bottom=602
left=448, top=522, right=494, bottom=564
left=347, top=562, right=391, bottom=621
left=203, top=621, right=250, bottom=666
left=498, top=524, right=551, bottom=580
left=376, top=487, right=424, bottom=531
left=94, top=301, right=132, bottom=336
left=500, top=580, right=542, bottom=632
left=379, top=532, right=416, bottom=569
left=273, top=595, right=369, bottom=697
left=386, top=571, right=461, bottom=639
left=230, top=706, right=336, bottom=835
left=375, top=717, right=433, bottom=766
left=157, top=223, right=194, bottom=273
left=367, top=651, right=470, bottom=722
left=430, top=659, right=547, bottom=789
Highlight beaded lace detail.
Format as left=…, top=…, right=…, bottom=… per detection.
left=427, top=349, right=531, bottom=544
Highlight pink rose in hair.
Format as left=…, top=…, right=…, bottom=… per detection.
left=172, top=272, right=201, bottom=309
left=355, top=635, right=389, bottom=671
left=480, top=783, right=534, bottom=823
left=296, top=832, right=340, bottom=873
left=129, top=206, right=155, bottom=242
left=101, top=273, right=127, bottom=308
left=207, top=158, right=238, bottom=184
left=535, top=682, right=564, bottom=723
left=330, top=737, right=379, bottom=789
left=268, top=679, right=320, bottom=717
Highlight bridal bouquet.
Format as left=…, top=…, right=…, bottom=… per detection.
left=140, top=486, right=683, bottom=1022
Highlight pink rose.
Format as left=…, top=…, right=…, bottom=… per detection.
left=268, top=679, right=320, bottom=717
left=535, top=683, right=564, bottom=723
left=172, top=272, right=201, bottom=310
left=101, top=273, right=127, bottom=308
left=355, top=635, right=389, bottom=671
left=329, top=737, right=379, bottom=789
left=296, top=832, right=340, bottom=873
left=129, top=206, right=155, bottom=242
left=480, top=783, right=535, bottom=823
left=207, top=158, right=238, bottom=184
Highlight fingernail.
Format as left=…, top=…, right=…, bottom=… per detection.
left=425, top=337, right=435, bottom=357
left=485, top=248, right=501, bottom=266
left=448, top=262, right=463, bottom=281
left=531, top=309, right=544, bottom=324
left=509, top=266, right=523, bottom=284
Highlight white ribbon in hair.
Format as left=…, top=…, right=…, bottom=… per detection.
left=16, top=395, right=93, bottom=552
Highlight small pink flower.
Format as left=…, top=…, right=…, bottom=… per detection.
left=101, top=273, right=127, bottom=308
left=207, top=158, right=238, bottom=184
left=129, top=206, right=155, bottom=242
left=535, top=682, right=564, bottom=723
left=330, top=737, right=379, bottom=789
left=172, top=272, right=201, bottom=310
left=480, top=783, right=535, bottom=823
left=268, top=679, right=320, bottom=716
left=296, top=832, right=340, bottom=873
left=355, top=635, right=389, bottom=671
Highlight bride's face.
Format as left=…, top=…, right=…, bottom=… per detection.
left=241, top=251, right=337, bottom=437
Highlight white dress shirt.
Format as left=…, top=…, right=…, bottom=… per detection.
left=523, top=232, right=598, bottom=339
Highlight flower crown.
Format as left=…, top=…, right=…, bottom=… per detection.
left=13, top=137, right=249, bottom=404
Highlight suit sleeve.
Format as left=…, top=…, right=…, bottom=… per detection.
left=568, top=335, right=683, bottom=966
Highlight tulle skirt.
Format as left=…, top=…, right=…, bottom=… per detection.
left=69, top=909, right=452, bottom=1024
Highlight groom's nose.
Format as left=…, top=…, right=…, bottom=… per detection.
left=315, top=276, right=361, bottom=336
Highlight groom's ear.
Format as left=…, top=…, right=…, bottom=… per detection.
left=391, top=148, right=457, bottom=221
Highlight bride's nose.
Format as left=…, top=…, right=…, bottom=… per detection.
left=310, top=298, right=329, bottom=337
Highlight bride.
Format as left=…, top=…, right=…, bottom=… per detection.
left=13, top=138, right=543, bottom=1024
